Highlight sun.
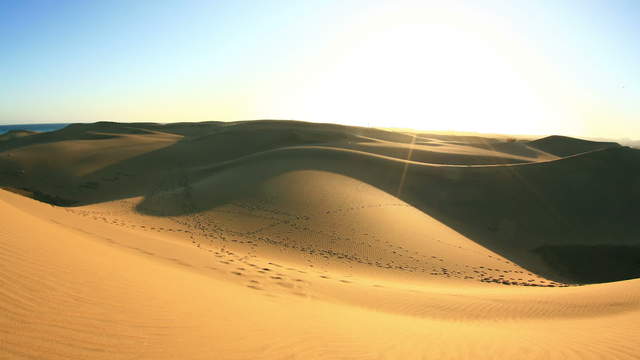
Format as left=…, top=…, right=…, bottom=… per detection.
left=275, top=17, right=563, bottom=135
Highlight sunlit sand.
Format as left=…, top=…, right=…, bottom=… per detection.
left=1, top=120, right=639, bottom=359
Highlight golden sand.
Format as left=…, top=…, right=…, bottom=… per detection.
left=1, top=121, right=638, bottom=359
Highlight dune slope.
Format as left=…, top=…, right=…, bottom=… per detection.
left=2, top=189, right=640, bottom=360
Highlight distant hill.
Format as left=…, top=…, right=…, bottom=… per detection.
left=528, top=135, right=621, bottom=157
left=0, top=129, right=38, bottom=142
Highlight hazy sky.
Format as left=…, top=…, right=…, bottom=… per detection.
left=1, top=0, right=638, bottom=138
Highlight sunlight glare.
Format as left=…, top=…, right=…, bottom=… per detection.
left=280, top=10, right=565, bottom=135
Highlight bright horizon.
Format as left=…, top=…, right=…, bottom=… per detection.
left=1, top=0, right=638, bottom=139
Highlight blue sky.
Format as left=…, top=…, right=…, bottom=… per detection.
left=0, top=0, right=638, bottom=139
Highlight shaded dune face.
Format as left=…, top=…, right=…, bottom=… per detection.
left=0, top=120, right=637, bottom=284
left=528, top=135, right=622, bottom=157
left=137, top=169, right=553, bottom=286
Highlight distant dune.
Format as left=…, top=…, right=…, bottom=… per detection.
left=0, top=129, right=38, bottom=142
left=528, top=134, right=621, bottom=156
left=1, top=120, right=639, bottom=359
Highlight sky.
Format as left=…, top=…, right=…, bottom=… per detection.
left=0, top=0, right=638, bottom=139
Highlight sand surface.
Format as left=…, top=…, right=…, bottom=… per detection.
left=1, top=120, right=639, bottom=359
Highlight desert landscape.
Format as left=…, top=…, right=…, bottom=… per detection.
left=1, top=120, right=639, bottom=359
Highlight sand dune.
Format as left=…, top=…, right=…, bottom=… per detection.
left=1, top=120, right=639, bottom=359
left=528, top=135, right=621, bottom=157
left=0, top=130, right=38, bottom=142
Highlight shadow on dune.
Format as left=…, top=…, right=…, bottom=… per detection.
left=534, top=245, right=640, bottom=283
left=1, top=120, right=638, bottom=284
left=130, top=143, right=640, bottom=283
left=528, top=135, right=621, bottom=157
